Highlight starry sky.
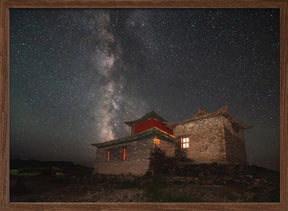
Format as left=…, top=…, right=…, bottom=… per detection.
left=10, top=9, right=279, bottom=170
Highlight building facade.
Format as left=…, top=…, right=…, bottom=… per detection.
left=92, top=106, right=251, bottom=175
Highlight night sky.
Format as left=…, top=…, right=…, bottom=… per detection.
left=10, top=9, right=279, bottom=170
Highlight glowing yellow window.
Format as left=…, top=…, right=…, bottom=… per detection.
left=182, top=137, right=189, bottom=149
left=153, top=136, right=160, bottom=145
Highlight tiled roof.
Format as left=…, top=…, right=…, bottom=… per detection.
left=91, top=127, right=177, bottom=148
left=164, top=106, right=252, bottom=129
left=124, top=110, right=167, bottom=126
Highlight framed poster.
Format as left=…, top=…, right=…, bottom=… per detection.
left=1, top=0, right=287, bottom=210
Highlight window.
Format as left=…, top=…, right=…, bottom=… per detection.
left=105, top=150, right=110, bottom=161
left=122, top=147, right=127, bottom=160
left=181, top=137, right=189, bottom=149
left=153, top=136, right=160, bottom=145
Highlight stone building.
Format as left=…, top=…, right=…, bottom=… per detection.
left=92, top=106, right=251, bottom=175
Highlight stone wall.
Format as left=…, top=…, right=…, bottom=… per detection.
left=94, top=136, right=175, bottom=175
left=173, top=116, right=227, bottom=164
left=223, top=118, right=247, bottom=164
left=94, top=138, right=153, bottom=175
left=173, top=115, right=248, bottom=164
left=153, top=137, right=175, bottom=158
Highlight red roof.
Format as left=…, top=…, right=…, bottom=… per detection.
left=124, top=111, right=167, bottom=126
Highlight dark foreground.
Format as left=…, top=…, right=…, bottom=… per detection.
left=10, top=159, right=279, bottom=202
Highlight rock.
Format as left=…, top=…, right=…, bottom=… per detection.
left=185, top=177, right=197, bottom=183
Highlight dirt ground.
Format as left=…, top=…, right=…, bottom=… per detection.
left=9, top=160, right=279, bottom=202
left=10, top=172, right=279, bottom=202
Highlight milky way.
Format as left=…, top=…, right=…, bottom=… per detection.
left=10, top=9, right=279, bottom=170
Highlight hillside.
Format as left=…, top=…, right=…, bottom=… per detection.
left=10, top=159, right=279, bottom=202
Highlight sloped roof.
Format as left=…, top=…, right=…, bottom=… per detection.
left=124, top=110, right=167, bottom=126
left=164, top=106, right=252, bottom=130
left=92, top=127, right=177, bottom=148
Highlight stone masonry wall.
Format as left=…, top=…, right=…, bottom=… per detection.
left=223, top=118, right=247, bottom=164
left=153, top=137, right=175, bottom=158
left=94, top=138, right=154, bottom=176
left=94, top=137, right=175, bottom=175
left=173, top=116, right=227, bottom=164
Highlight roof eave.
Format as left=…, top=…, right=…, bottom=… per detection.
left=91, top=143, right=100, bottom=148
left=124, top=121, right=133, bottom=126
left=124, top=111, right=167, bottom=126
left=92, top=127, right=176, bottom=148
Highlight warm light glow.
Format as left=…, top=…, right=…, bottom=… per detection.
left=153, top=136, right=160, bottom=145
left=105, top=150, right=110, bottom=161
left=182, top=137, right=189, bottom=148
left=122, top=147, right=127, bottom=160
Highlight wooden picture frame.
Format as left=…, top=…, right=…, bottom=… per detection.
left=1, top=0, right=287, bottom=210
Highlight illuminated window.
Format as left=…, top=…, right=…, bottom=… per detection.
left=182, top=137, right=189, bottom=149
left=153, top=136, right=160, bottom=145
left=105, top=150, right=110, bottom=161
left=122, top=147, right=127, bottom=160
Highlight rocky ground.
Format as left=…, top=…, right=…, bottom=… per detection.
left=10, top=160, right=279, bottom=202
